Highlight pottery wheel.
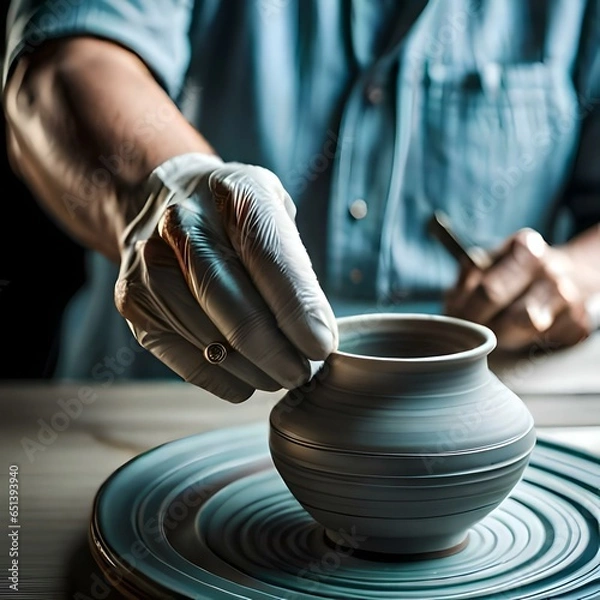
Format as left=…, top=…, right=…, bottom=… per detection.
left=89, top=423, right=600, bottom=599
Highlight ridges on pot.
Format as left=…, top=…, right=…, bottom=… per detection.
left=268, top=313, right=537, bottom=557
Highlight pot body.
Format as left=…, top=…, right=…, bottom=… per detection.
left=269, top=313, right=536, bottom=556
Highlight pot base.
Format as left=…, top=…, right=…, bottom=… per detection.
left=325, top=528, right=470, bottom=560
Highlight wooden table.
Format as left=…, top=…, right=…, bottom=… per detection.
left=1, top=342, right=599, bottom=600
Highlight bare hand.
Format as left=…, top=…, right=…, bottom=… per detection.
left=445, top=228, right=592, bottom=351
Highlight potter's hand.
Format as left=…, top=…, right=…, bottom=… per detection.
left=445, top=228, right=598, bottom=351
left=115, top=153, right=338, bottom=402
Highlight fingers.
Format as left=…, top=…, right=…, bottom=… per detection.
left=444, top=259, right=481, bottom=312
left=141, top=237, right=283, bottom=391
left=133, top=326, right=255, bottom=403
left=446, top=228, right=592, bottom=352
left=159, top=200, right=313, bottom=389
left=543, top=301, right=590, bottom=348
left=119, top=160, right=337, bottom=395
left=488, top=277, right=573, bottom=350
left=448, top=229, right=548, bottom=324
left=208, top=164, right=338, bottom=359
left=115, top=237, right=282, bottom=400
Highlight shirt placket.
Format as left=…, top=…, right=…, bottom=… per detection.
left=327, top=2, right=428, bottom=300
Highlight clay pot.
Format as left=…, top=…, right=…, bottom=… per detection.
left=269, top=313, right=536, bottom=557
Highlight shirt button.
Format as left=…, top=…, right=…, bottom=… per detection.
left=349, top=198, right=368, bottom=220
left=349, top=268, right=363, bottom=284
left=366, top=84, right=384, bottom=104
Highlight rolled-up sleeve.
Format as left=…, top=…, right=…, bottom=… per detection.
left=3, top=0, right=194, bottom=98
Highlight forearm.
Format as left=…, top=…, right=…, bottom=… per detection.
left=3, top=36, right=215, bottom=262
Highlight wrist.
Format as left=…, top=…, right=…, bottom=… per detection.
left=150, top=152, right=224, bottom=193
left=553, top=232, right=600, bottom=331
left=556, top=228, right=600, bottom=298
left=117, top=152, right=225, bottom=253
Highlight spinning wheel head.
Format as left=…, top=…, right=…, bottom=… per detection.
left=89, top=424, right=600, bottom=599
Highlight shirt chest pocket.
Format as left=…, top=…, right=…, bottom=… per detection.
left=414, top=61, right=582, bottom=248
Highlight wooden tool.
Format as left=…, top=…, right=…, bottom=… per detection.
left=427, top=210, right=492, bottom=270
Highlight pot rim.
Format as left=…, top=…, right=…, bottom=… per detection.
left=332, top=313, right=497, bottom=364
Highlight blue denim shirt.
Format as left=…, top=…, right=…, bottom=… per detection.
left=4, top=0, right=600, bottom=380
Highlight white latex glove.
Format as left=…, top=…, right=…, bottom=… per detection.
left=114, top=153, right=338, bottom=402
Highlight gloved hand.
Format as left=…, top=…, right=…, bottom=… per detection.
left=114, top=153, right=338, bottom=402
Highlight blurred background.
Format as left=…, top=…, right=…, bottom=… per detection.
left=1, top=5, right=85, bottom=379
